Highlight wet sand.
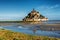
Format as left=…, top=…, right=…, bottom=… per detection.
left=0, top=22, right=60, bottom=31
left=39, top=24, right=60, bottom=31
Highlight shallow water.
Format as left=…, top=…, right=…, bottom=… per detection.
left=0, top=25, right=60, bottom=38
left=44, top=20, right=60, bottom=24
left=0, top=20, right=60, bottom=38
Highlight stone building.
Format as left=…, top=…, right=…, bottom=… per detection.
left=23, top=9, right=48, bottom=21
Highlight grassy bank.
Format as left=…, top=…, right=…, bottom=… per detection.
left=0, top=29, right=60, bottom=40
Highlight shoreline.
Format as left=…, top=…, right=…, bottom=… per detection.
left=0, top=22, right=60, bottom=26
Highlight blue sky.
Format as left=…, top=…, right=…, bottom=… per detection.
left=0, top=0, right=60, bottom=21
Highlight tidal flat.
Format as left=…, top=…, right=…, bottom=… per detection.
left=0, top=20, right=60, bottom=38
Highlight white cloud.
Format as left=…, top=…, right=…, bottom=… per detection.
left=37, top=4, right=60, bottom=10
left=50, top=4, right=59, bottom=9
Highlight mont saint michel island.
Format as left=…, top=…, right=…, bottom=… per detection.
left=23, top=9, right=48, bottom=22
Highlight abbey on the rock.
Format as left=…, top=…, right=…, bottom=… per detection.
left=23, top=9, right=48, bottom=21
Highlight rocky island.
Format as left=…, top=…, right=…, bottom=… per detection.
left=23, top=9, right=48, bottom=22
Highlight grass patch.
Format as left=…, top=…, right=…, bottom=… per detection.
left=0, top=29, right=60, bottom=40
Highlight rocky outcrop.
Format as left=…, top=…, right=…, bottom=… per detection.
left=23, top=9, right=48, bottom=21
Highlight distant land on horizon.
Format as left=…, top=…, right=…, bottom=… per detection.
left=0, top=17, right=60, bottom=21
